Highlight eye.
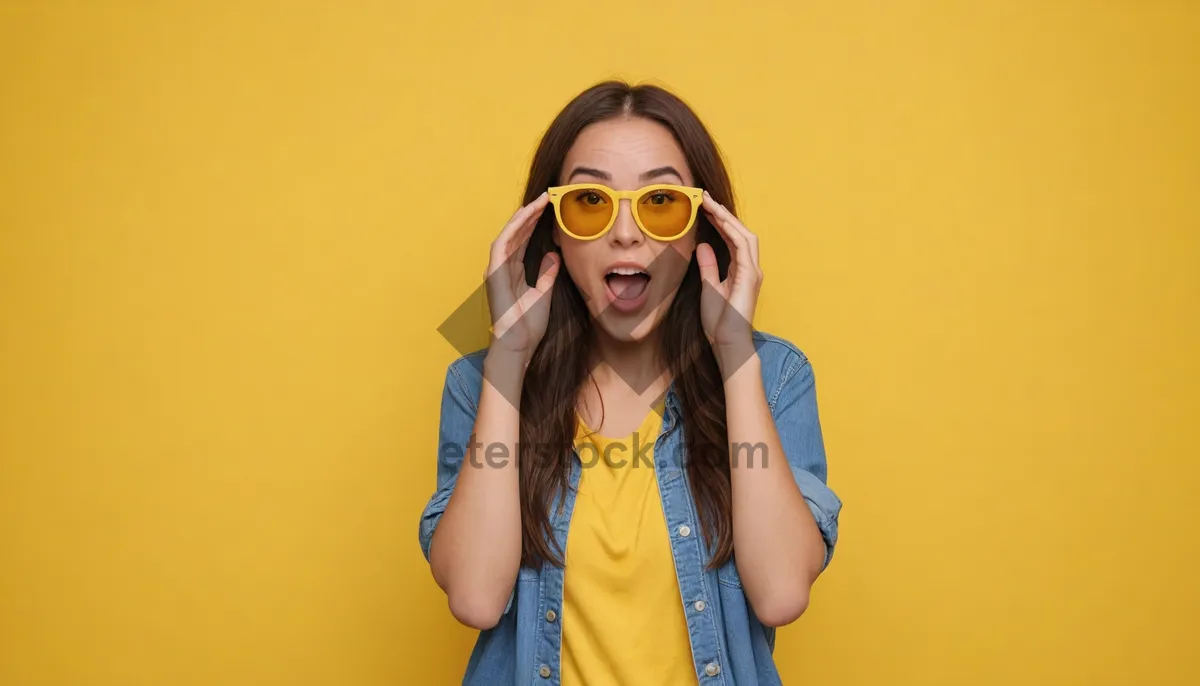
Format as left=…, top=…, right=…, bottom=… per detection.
left=645, top=191, right=676, bottom=205
left=574, top=191, right=607, bottom=206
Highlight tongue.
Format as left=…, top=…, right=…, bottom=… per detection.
left=608, top=274, right=649, bottom=300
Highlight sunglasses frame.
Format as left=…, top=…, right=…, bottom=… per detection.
left=546, top=183, right=704, bottom=242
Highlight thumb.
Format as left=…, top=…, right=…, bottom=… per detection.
left=534, top=251, right=560, bottom=293
left=696, top=242, right=721, bottom=288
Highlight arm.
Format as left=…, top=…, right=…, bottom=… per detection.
left=420, top=349, right=527, bottom=630
left=695, top=190, right=841, bottom=628
left=721, top=344, right=841, bottom=628
left=420, top=192, right=558, bottom=630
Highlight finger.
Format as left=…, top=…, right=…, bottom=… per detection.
left=491, top=192, right=549, bottom=265
left=702, top=198, right=762, bottom=291
left=695, top=241, right=723, bottom=289
left=485, top=197, right=548, bottom=320
left=513, top=206, right=547, bottom=266
left=503, top=198, right=548, bottom=261
left=505, top=245, right=556, bottom=315
left=513, top=211, right=555, bottom=287
left=507, top=191, right=550, bottom=237
left=533, top=251, right=560, bottom=294
left=726, top=215, right=758, bottom=269
left=695, top=242, right=728, bottom=343
left=702, top=199, right=749, bottom=273
left=488, top=207, right=548, bottom=287
left=511, top=253, right=559, bottom=330
left=703, top=191, right=759, bottom=268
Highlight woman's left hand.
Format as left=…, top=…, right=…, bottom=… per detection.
left=696, top=190, right=762, bottom=368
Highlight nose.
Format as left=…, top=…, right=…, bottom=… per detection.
left=607, top=199, right=643, bottom=247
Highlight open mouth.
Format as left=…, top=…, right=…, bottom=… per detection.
left=604, top=266, right=651, bottom=302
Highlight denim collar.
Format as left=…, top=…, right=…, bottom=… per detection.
left=662, top=384, right=683, bottom=433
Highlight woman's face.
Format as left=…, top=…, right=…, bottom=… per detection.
left=553, top=116, right=698, bottom=343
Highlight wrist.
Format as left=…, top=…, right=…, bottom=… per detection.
left=482, top=346, right=530, bottom=403
left=723, top=354, right=762, bottom=391
left=485, top=343, right=532, bottom=369
left=713, top=337, right=759, bottom=380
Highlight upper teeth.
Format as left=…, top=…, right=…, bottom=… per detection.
left=608, top=267, right=643, bottom=276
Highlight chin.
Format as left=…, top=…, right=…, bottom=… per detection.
left=594, top=317, right=658, bottom=344
left=590, top=293, right=675, bottom=344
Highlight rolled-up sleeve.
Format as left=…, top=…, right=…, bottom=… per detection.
left=770, top=350, right=842, bottom=571
left=418, top=362, right=476, bottom=563
left=417, top=355, right=518, bottom=614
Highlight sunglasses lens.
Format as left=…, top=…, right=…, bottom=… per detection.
left=559, top=187, right=615, bottom=238
left=637, top=188, right=694, bottom=239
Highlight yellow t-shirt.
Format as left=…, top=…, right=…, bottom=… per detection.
left=560, top=401, right=697, bottom=686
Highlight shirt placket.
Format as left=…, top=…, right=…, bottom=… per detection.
left=657, top=393, right=730, bottom=685
left=530, top=455, right=579, bottom=685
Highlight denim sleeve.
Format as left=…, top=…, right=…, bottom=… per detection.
left=771, top=350, right=843, bottom=571
left=417, top=356, right=518, bottom=613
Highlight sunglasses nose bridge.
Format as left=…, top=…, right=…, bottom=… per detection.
left=607, top=195, right=642, bottom=241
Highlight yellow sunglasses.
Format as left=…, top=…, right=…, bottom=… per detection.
left=546, top=183, right=704, bottom=241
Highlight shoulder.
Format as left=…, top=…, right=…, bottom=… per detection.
left=441, top=348, right=489, bottom=413
left=750, top=330, right=816, bottom=408
left=751, top=329, right=812, bottom=376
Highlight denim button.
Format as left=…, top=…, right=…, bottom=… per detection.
left=705, top=662, right=720, bottom=676
left=545, top=609, right=556, bottom=622
left=694, top=600, right=706, bottom=612
left=539, top=664, right=551, bottom=678
left=678, top=525, right=691, bottom=537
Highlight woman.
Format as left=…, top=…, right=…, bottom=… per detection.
left=418, top=80, right=842, bottom=685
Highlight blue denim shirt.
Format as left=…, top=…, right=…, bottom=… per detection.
left=419, top=330, right=842, bottom=685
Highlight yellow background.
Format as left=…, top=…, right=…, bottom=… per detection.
left=2, top=2, right=1196, bottom=684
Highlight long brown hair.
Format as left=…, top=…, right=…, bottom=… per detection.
left=517, top=80, right=735, bottom=570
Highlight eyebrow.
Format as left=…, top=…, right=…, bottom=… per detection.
left=639, top=166, right=684, bottom=183
left=564, top=165, right=686, bottom=184
left=566, top=166, right=611, bottom=182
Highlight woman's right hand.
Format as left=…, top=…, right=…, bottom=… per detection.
left=484, top=191, right=560, bottom=361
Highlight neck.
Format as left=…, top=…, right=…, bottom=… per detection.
left=588, top=328, right=669, bottom=396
